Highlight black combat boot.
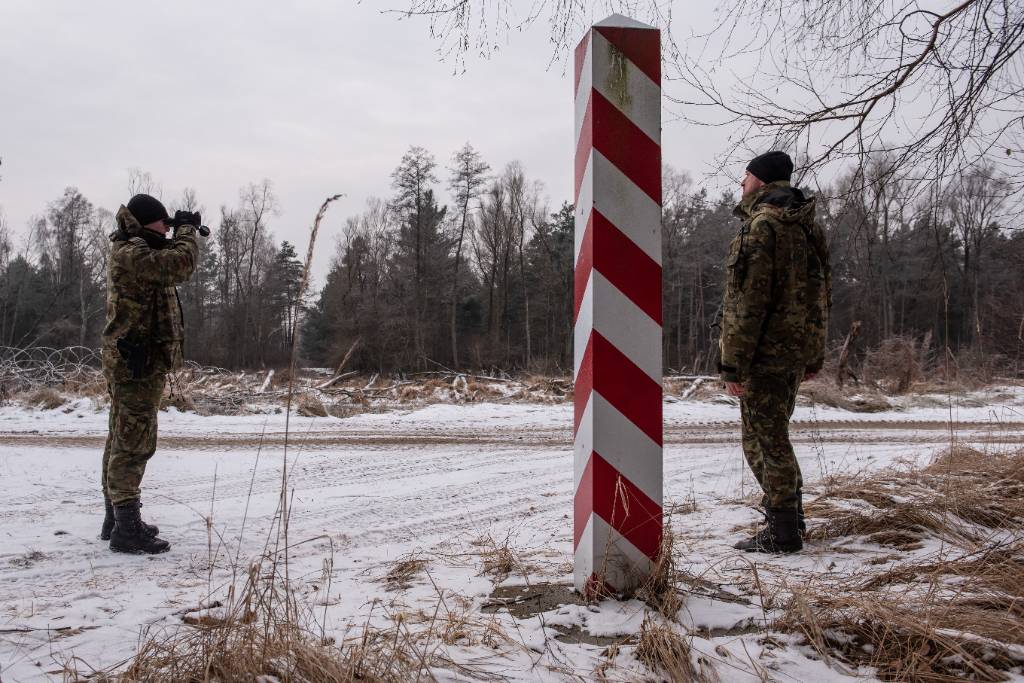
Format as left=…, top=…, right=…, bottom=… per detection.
left=101, top=497, right=159, bottom=541
left=733, top=507, right=803, bottom=553
left=110, top=500, right=170, bottom=554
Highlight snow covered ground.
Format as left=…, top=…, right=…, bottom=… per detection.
left=1, top=387, right=1023, bottom=681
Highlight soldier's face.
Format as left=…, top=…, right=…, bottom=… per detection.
left=740, top=170, right=764, bottom=198
left=143, top=220, right=170, bottom=237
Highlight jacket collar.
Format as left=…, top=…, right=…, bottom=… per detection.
left=733, top=181, right=793, bottom=220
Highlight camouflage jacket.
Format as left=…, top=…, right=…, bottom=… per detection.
left=100, top=206, right=198, bottom=382
left=719, top=181, right=831, bottom=383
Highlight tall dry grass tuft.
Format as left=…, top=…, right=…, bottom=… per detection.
left=110, top=562, right=421, bottom=682
left=471, top=533, right=522, bottom=582
left=634, top=522, right=683, bottom=619
left=634, top=614, right=716, bottom=683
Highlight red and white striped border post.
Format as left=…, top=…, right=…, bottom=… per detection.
left=573, top=14, right=662, bottom=596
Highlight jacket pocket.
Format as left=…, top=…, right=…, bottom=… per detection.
left=726, top=246, right=746, bottom=290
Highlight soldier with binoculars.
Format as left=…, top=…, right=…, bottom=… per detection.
left=98, top=193, right=204, bottom=554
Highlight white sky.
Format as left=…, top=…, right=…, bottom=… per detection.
left=0, top=1, right=732, bottom=281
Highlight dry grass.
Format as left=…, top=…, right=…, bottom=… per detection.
left=779, top=553, right=1024, bottom=682
left=472, top=534, right=521, bottom=583
left=778, top=445, right=1024, bottom=681
left=162, top=389, right=197, bottom=413
left=67, top=375, right=107, bottom=399
left=296, top=393, right=329, bottom=417
left=68, top=562, right=424, bottom=683
left=663, top=376, right=726, bottom=403
left=634, top=524, right=684, bottom=619
left=462, top=380, right=505, bottom=401
left=862, top=336, right=927, bottom=394
left=382, top=554, right=429, bottom=591
left=435, top=600, right=511, bottom=649
left=799, top=378, right=892, bottom=412
left=807, top=445, right=1024, bottom=545
left=19, top=386, right=66, bottom=410
left=634, top=615, right=715, bottom=683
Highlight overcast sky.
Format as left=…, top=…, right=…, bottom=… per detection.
left=0, top=1, right=731, bottom=281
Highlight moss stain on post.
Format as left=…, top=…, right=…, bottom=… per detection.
left=607, top=43, right=632, bottom=111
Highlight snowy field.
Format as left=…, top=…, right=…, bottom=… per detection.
left=1, top=387, right=1023, bottom=681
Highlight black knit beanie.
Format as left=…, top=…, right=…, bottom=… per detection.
left=746, top=151, right=793, bottom=184
left=126, top=194, right=169, bottom=226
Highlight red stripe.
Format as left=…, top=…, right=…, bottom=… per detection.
left=574, top=32, right=590, bottom=93
left=573, top=453, right=595, bottom=549
left=574, top=94, right=593, bottom=203
left=592, top=90, right=661, bottom=204
left=592, top=209, right=662, bottom=325
left=573, top=333, right=594, bottom=436
left=593, top=332, right=662, bottom=446
left=573, top=211, right=594, bottom=323
left=594, top=26, right=660, bottom=85
left=574, top=451, right=663, bottom=560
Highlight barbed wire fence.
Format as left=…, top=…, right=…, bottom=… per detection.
left=0, top=346, right=252, bottom=411
left=0, top=346, right=103, bottom=394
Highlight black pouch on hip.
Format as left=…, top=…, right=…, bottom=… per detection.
left=115, top=336, right=149, bottom=380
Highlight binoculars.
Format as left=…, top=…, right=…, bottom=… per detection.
left=167, top=213, right=211, bottom=237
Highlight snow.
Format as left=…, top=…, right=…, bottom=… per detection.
left=1, top=387, right=1023, bottom=681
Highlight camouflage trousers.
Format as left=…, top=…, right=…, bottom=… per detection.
left=740, top=370, right=803, bottom=511
left=101, top=374, right=165, bottom=505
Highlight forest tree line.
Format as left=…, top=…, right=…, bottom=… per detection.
left=1, top=148, right=1022, bottom=375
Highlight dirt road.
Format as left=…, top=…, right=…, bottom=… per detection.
left=3, top=415, right=1022, bottom=449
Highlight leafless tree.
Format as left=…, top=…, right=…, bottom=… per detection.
left=447, top=143, right=490, bottom=366
left=679, top=0, right=1024, bottom=190
left=175, top=187, right=203, bottom=214
left=947, top=165, right=1012, bottom=347
left=504, top=163, right=532, bottom=365
left=393, top=1, right=1024, bottom=197
left=127, top=167, right=162, bottom=199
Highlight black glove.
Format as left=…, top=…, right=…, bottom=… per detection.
left=173, top=210, right=201, bottom=228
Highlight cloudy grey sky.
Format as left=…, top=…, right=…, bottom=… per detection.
left=0, top=1, right=729, bottom=280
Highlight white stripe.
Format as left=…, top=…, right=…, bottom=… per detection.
left=574, top=392, right=662, bottom=501
left=592, top=151, right=662, bottom=265
left=573, top=274, right=593, bottom=377
left=573, top=38, right=593, bottom=146
left=574, top=157, right=594, bottom=261
left=574, top=514, right=654, bottom=593
left=586, top=392, right=662, bottom=504
left=590, top=271, right=661, bottom=382
left=574, top=513, right=596, bottom=591
left=590, top=31, right=660, bottom=144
